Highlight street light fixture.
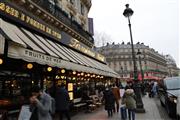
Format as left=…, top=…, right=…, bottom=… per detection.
left=123, top=4, right=145, bottom=113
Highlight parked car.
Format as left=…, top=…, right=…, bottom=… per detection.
left=177, top=96, right=180, bottom=120
left=158, top=76, right=180, bottom=119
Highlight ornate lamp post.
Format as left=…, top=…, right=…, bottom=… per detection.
left=123, top=4, right=145, bottom=113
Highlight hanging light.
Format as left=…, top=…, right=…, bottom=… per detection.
left=27, top=63, right=33, bottom=69
left=55, top=75, right=60, bottom=79
left=0, top=58, right=3, bottom=64
left=61, top=69, right=65, bottom=73
left=73, top=71, right=76, bottom=75
left=81, top=72, right=84, bottom=76
left=47, top=67, right=52, bottom=72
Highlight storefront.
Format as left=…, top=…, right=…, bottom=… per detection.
left=0, top=1, right=119, bottom=117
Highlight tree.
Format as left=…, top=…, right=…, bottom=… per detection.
left=93, top=31, right=112, bottom=47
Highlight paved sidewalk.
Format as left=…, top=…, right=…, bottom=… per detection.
left=70, top=95, right=171, bottom=120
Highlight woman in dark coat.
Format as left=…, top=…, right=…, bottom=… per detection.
left=55, top=84, right=71, bottom=120
left=103, top=87, right=115, bottom=117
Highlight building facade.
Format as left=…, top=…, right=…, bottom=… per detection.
left=96, top=42, right=168, bottom=81
left=165, top=55, right=180, bottom=77
left=0, top=0, right=118, bottom=117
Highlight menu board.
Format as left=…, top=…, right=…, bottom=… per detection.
left=18, top=105, right=32, bottom=120
left=68, top=83, right=73, bottom=91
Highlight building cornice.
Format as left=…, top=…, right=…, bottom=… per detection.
left=12, top=0, right=93, bottom=48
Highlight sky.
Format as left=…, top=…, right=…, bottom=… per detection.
left=88, top=0, right=180, bottom=68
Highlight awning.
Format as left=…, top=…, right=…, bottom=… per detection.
left=0, top=34, right=5, bottom=55
left=0, top=19, right=119, bottom=78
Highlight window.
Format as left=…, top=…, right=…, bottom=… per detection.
left=70, top=13, right=75, bottom=21
left=81, top=3, right=85, bottom=15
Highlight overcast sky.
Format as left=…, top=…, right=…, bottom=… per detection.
left=88, top=0, right=180, bottom=68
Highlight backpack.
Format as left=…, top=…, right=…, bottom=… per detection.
left=49, top=97, right=56, bottom=115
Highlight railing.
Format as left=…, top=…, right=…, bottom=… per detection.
left=31, top=0, right=94, bottom=44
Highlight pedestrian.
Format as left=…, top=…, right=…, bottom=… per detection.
left=55, top=83, right=71, bottom=120
left=29, top=85, right=52, bottom=120
left=122, top=88, right=136, bottom=120
left=112, top=84, right=120, bottom=113
left=103, top=86, right=115, bottom=117
left=151, top=82, right=158, bottom=97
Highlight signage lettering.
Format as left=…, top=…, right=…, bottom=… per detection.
left=24, top=49, right=61, bottom=64
left=69, top=38, right=95, bottom=57
left=69, top=38, right=105, bottom=62
left=0, top=2, right=61, bottom=40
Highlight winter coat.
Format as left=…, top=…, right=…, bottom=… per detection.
left=103, top=89, right=115, bottom=110
left=112, top=87, right=120, bottom=100
left=55, top=87, right=70, bottom=111
left=30, top=92, right=52, bottom=120
left=122, top=89, right=136, bottom=109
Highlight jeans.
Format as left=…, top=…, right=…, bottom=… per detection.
left=128, top=109, right=135, bottom=120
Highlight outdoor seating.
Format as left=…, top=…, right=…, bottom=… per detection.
left=73, top=98, right=87, bottom=112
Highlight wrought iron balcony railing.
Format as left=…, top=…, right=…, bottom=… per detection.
left=31, top=0, right=94, bottom=44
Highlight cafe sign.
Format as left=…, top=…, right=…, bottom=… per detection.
left=24, top=49, right=61, bottom=65
left=0, top=2, right=61, bottom=40
left=69, top=38, right=105, bottom=62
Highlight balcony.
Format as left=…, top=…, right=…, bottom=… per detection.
left=29, top=0, right=94, bottom=45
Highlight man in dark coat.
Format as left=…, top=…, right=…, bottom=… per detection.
left=55, top=83, right=70, bottom=120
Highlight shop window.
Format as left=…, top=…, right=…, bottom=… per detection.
left=0, top=73, right=32, bottom=108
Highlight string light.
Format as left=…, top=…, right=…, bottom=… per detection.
left=47, top=67, right=52, bottom=72
left=0, top=58, right=3, bottom=64
left=27, top=63, right=33, bottom=69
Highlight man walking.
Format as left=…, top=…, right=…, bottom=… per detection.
left=29, top=85, right=52, bottom=120
left=55, top=83, right=71, bottom=120
left=112, top=84, right=120, bottom=113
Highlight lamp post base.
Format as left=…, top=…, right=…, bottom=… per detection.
left=133, top=81, right=146, bottom=113
left=135, top=105, right=146, bottom=113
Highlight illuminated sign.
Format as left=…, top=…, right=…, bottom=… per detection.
left=0, top=2, right=61, bottom=40
left=69, top=38, right=105, bottom=62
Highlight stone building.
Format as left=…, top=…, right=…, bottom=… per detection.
left=165, top=55, right=179, bottom=77
left=96, top=42, right=168, bottom=80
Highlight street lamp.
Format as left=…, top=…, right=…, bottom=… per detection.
left=123, top=4, right=145, bottom=113
left=137, top=49, right=144, bottom=81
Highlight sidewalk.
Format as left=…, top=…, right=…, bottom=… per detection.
left=70, top=95, right=170, bottom=120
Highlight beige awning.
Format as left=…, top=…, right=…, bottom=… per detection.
left=0, top=19, right=119, bottom=78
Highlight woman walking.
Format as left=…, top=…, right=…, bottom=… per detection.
left=103, top=86, right=115, bottom=117
left=122, top=89, right=136, bottom=120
